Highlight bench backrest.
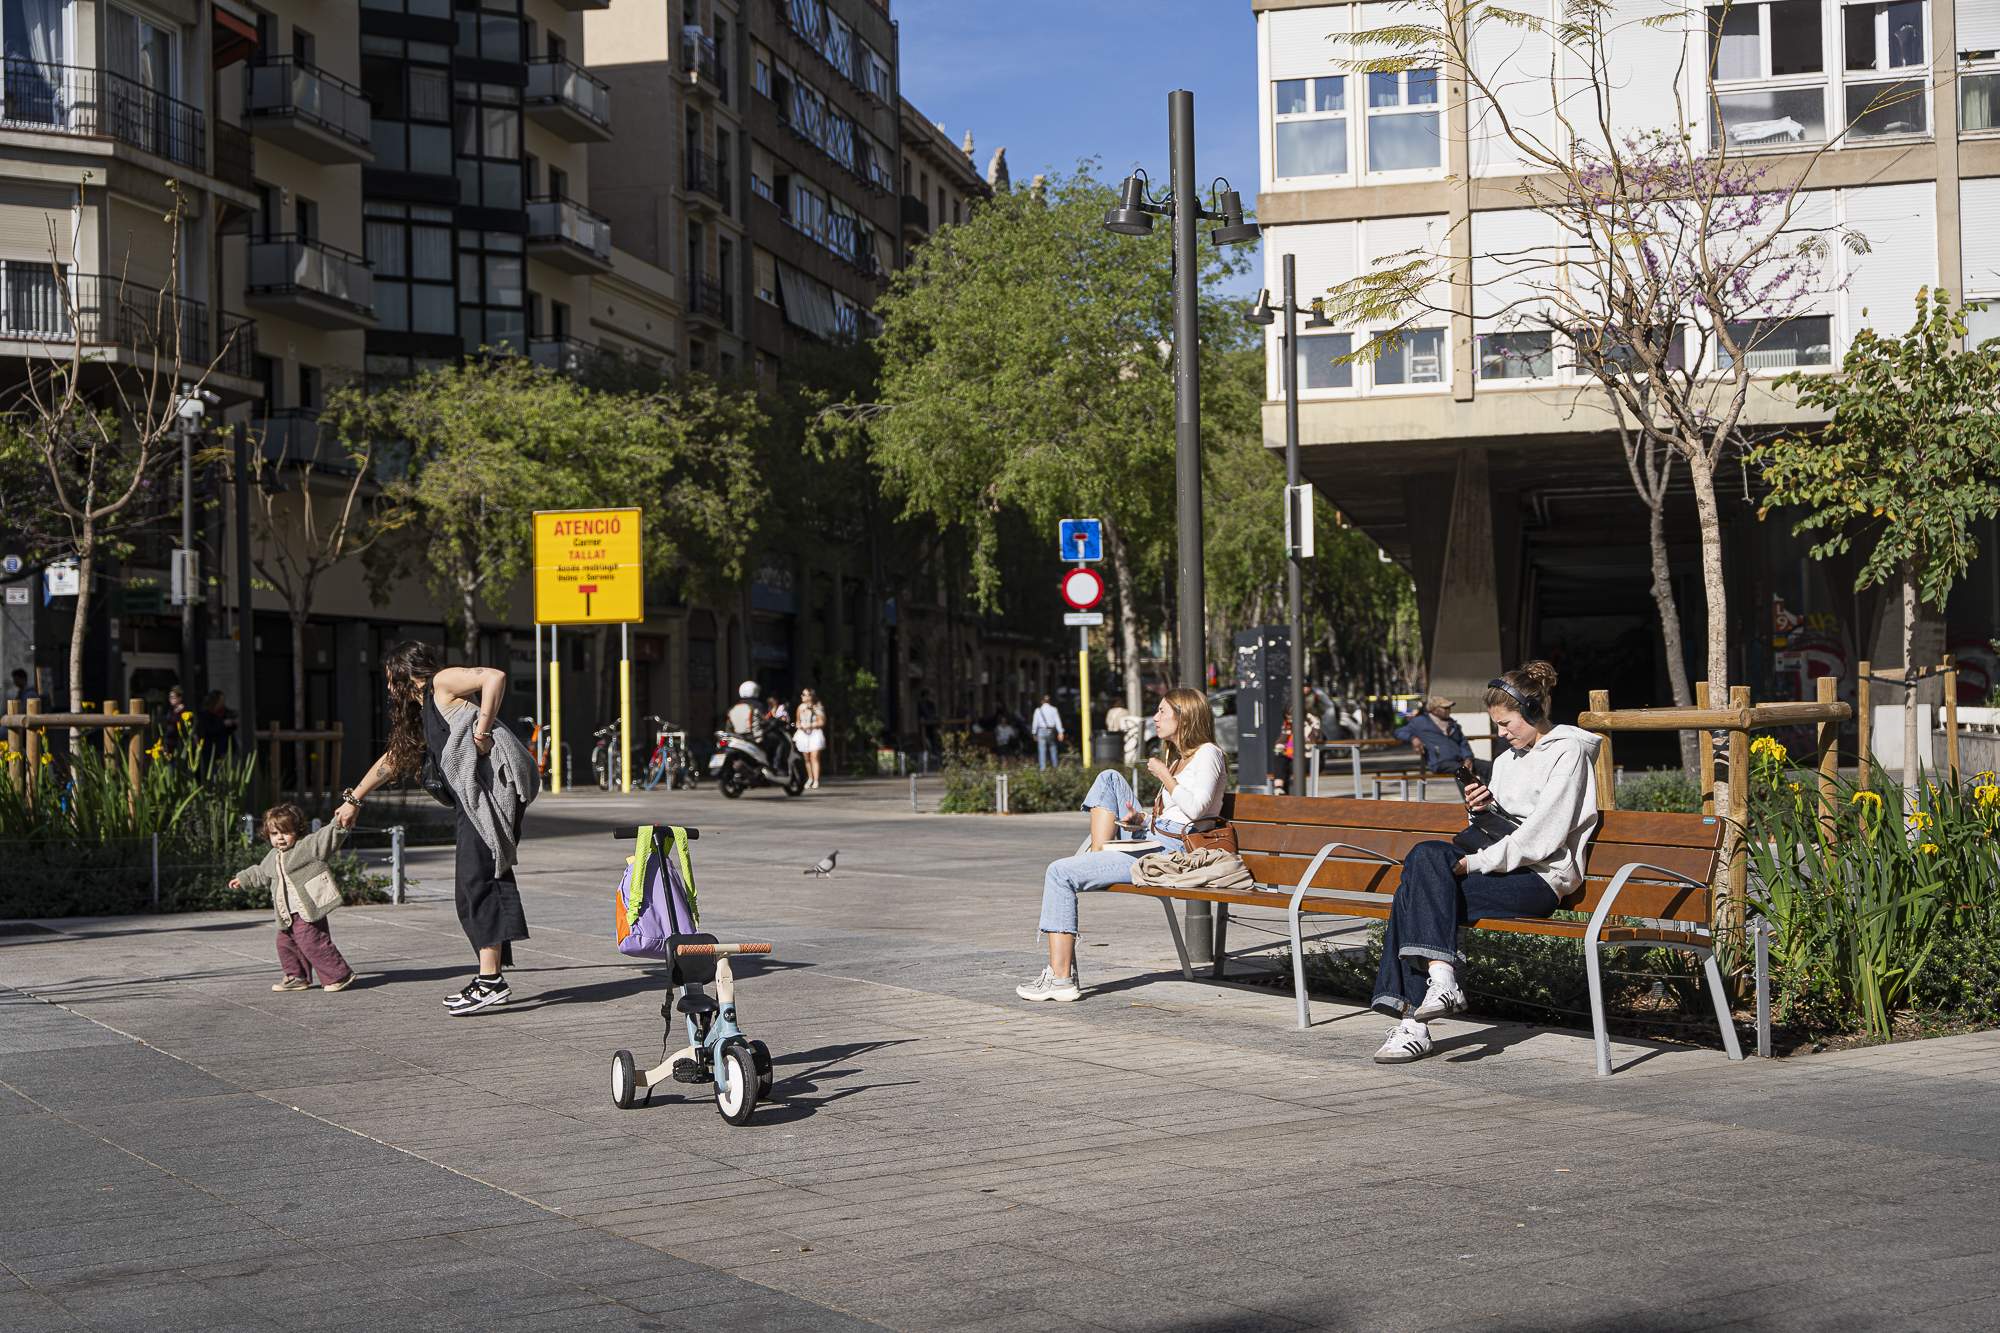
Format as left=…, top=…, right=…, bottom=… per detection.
left=1218, top=794, right=1722, bottom=924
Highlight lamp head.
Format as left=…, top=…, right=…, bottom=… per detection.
left=1245, top=289, right=1275, bottom=326
left=1208, top=188, right=1260, bottom=246
left=1304, top=300, right=1333, bottom=330
left=1102, top=173, right=1155, bottom=235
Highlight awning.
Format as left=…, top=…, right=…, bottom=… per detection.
left=213, top=3, right=259, bottom=69
left=774, top=262, right=838, bottom=341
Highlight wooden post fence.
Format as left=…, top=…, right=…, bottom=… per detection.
left=257, top=723, right=345, bottom=805
left=1813, top=676, right=1840, bottom=836
left=1943, top=654, right=1960, bottom=783
left=1856, top=659, right=1873, bottom=792
left=2, top=699, right=157, bottom=814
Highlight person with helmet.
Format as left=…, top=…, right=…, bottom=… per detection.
left=727, top=681, right=759, bottom=736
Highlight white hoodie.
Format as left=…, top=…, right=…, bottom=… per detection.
left=1463, top=724, right=1603, bottom=894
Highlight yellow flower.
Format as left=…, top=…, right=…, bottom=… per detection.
left=1920, top=843, right=1939, bottom=855
left=178, top=710, right=193, bottom=723
left=1850, top=790, right=1884, bottom=808
left=1976, top=770, right=1997, bottom=784
left=38, top=752, right=50, bottom=766
left=1787, top=781, right=1803, bottom=793
left=1908, top=810, right=1934, bottom=830
left=146, top=741, right=165, bottom=761
left=1975, top=784, right=2000, bottom=808
left=1751, top=735, right=1788, bottom=763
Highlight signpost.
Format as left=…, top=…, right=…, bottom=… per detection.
left=1059, top=522, right=1105, bottom=769
left=534, top=508, right=644, bottom=793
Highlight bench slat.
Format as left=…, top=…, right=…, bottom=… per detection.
left=1232, top=852, right=1709, bottom=922
left=1222, top=795, right=1721, bottom=850
left=1105, top=883, right=1709, bottom=944
left=1230, top=824, right=1719, bottom=884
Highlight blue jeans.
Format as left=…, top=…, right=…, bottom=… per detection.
left=1371, top=840, right=1557, bottom=1016
left=1035, top=732, right=1058, bottom=768
left=1038, top=771, right=1185, bottom=935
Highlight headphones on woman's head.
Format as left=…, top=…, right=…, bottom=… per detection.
left=1487, top=677, right=1544, bottom=724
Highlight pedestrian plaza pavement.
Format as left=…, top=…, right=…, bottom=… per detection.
left=3, top=781, right=1998, bottom=1331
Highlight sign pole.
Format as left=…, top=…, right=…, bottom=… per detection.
left=533, top=623, right=543, bottom=780
left=549, top=624, right=562, bottom=794
left=1079, top=624, right=1092, bottom=770
left=619, top=622, right=632, bottom=794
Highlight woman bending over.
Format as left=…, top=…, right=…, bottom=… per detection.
left=1016, top=688, right=1227, bottom=1003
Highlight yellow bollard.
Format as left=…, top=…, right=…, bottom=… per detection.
left=1078, top=631, right=1092, bottom=771
left=619, top=624, right=632, bottom=794
left=549, top=625, right=562, bottom=794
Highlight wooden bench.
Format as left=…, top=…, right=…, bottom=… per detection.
left=1099, top=794, right=1737, bottom=1076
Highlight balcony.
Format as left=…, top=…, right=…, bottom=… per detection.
left=681, top=34, right=728, bottom=99
left=687, top=273, right=731, bottom=328
left=258, top=408, right=331, bottom=468
left=217, top=312, right=258, bottom=380
left=552, top=0, right=610, bottom=10
left=685, top=148, right=727, bottom=210
left=243, top=59, right=373, bottom=165
left=900, top=193, right=929, bottom=238
left=526, top=195, right=613, bottom=273
left=0, top=267, right=209, bottom=362
left=0, top=60, right=205, bottom=171
left=245, top=235, right=376, bottom=329
left=214, top=121, right=255, bottom=193
left=529, top=335, right=600, bottom=376
left=526, top=58, right=611, bottom=143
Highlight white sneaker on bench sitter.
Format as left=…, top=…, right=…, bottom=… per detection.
left=1373, top=1021, right=1434, bottom=1064
left=1412, top=976, right=1468, bottom=1022
left=1015, top=966, right=1082, bottom=1002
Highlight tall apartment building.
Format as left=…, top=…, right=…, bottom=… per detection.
left=1252, top=0, right=2000, bottom=717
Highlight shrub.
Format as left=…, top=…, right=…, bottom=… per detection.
left=1616, top=769, right=1702, bottom=813
left=937, top=737, right=1160, bottom=815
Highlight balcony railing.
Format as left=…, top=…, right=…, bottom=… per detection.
left=217, top=311, right=258, bottom=379
left=529, top=335, right=599, bottom=376
left=0, top=59, right=206, bottom=170
left=688, top=273, right=731, bottom=325
left=244, top=58, right=372, bottom=152
left=900, top=193, right=929, bottom=233
left=0, top=267, right=209, bottom=363
left=685, top=148, right=727, bottom=205
left=258, top=408, right=329, bottom=467
left=681, top=33, right=728, bottom=97
left=246, top=235, right=375, bottom=318
left=526, top=195, right=612, bottom=264
left=214, top=120, right=254, bottom=191
left=526, top=58, right=611, bottom=134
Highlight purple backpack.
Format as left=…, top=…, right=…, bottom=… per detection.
left=615, top=825, right=699, bottom=960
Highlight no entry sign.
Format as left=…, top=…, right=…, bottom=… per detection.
left=1060, top=567, right=1104, bottom=611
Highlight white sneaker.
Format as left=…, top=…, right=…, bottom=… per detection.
left=1373, top=1022, right=1434, bottom=1064
left=1015, top=966, right=1082, bottom=1002
left=1412, top=977, right=1468, bottom=1022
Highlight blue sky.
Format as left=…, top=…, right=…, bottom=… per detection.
left=894, top=0, right=1264, bottom=295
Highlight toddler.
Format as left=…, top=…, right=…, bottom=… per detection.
left=230, top=803, right=357, bottom=992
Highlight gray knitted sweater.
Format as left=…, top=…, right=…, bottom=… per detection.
left=437, top=699, right=540, bottom=875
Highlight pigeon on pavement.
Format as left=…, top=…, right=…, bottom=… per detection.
left=804, top=851, right=838, bottom=877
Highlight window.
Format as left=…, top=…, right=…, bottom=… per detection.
left=1707, top=2, right=1828, bottom=146
left=1843, top=1, right=1927, bottom=137
left=455, top=82, right=523, bottom=210
left=1966, top=298, right=2000, bottom=344
left=1719, top=315, right=1833, bottom=370
left=297, top=365, right=321, bottom=411
left=1478, top=330, right=1554, bottom=380
left=1371, top=327, right=1445, bottom=385
left=365, top=203, right=455, bottom=334
left=1273, top=76, right=1347, bottom=177
left=456, top=2, right=523, bottom=63
left=1962, top=69, right=2000, bottom=131
left=457, top=229, right=526, bottom=351
left=755, top=248, right=778, bottom=304
left=1365, top=69, right=1439, bottom=171
left=1569, top=325, right=1689, bottom=375
left=1295, top=332, right=1353, bottom=390
left=365, top=39, right=452, bottom=175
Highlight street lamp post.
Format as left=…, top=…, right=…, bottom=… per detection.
left=175, top=388, right=211, bottom=698
left=1104, top=88, right=1259, bottom=967
left=1248, top=259, right=1327, bottom=796
left=232, top=422, right=258, bottom=780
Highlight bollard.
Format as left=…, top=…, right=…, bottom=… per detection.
left=1754, top=917, right=1772, bottom=1058
left=241, top=813, right=255, bottom=841
left=1130, top=767, right=1139, bottom=796
left=909, top=773, right=918, bottom=813
left=150, top=832, right=160, bottom=910
left=897, top=751, right=905, bottom=776
left=391, top=825, right=406, bottom=905
left=995, top=773, right=1009, bottom=814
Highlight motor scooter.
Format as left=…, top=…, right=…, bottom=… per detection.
left=709, top=720, right=806, bottom=798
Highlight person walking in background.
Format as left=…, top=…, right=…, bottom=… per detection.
left=6, top=667, right=38, bottom=712
left=1031, top=693, right=1064, bottom=769
left=193, top=690, right=237, bottom=776
left=336, top=641, right=538, bottom=1016
left=796, top=687, right=827, bottom=790
left=1395, top=694, right=1487, bottom=781
left=230, top=803, right=355, bottom=993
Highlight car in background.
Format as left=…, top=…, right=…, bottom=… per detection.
left=1209, top=690, right=1238, bottom=756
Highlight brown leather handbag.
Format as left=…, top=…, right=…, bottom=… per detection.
left=1180, top=815, right=1239, bottom=856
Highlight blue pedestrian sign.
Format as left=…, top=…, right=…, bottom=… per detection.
left=1058, top=518, right=1102, bottom=563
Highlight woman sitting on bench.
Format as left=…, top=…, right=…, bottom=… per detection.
left=1016, top=687, right=1227, bottom=1003
left=1372, top=660, right=1602, bottom=1064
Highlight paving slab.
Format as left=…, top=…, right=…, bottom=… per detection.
left=2, top=784, right=1998, bottom=1330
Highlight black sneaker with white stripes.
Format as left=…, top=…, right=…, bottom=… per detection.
left=445, top=977, right=511, bottom=1016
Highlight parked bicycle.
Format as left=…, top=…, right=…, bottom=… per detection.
left=637, top=717, right=701, bottom=790
left=518, top=715, right=572, bottom=789
left=591, top=719, right=624, bottom=791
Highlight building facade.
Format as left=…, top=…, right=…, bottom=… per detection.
left=1252, top=0, right=2000, bottom=730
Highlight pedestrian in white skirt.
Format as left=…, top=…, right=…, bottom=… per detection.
left=796, top=688, right=828, bottom=789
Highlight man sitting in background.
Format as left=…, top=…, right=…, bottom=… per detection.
left=1395, top=694, right=1488, bottom=780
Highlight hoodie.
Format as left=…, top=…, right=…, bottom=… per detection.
left=1462, top=724, right=1603, bottom=895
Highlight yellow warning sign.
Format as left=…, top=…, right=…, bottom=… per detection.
left=533, top=508, right=644, bottom=625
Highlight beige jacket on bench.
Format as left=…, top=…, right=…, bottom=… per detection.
left=1132, top=847, right=1255, bottom=893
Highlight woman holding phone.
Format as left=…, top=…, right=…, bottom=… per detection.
left=1370, top=660, right=1603, bottom=1063
left=1016, top=688, right=1227, bottom=1003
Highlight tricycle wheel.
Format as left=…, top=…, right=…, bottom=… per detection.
left=611, top=1050, right=637, bottom=1109
left=750, top=1039, right=774, bottom=1098
left=715, top=1045, right=759, bottom=1125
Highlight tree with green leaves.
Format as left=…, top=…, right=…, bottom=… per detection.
left=832, top=167, right=1256, bottom=716
left=343, top=356, right=764, bottom=660
left=1753, top=287, right=2000, bottom=790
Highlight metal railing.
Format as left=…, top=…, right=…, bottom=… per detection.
left=0, top=267, right=208, bottom=362
left=0, top=60, right=206, bottom=170
left=246, top=235, right=375, bottom=317
left=257, top=408, right=330, bottom=467
left=685, top=148, right=727, bottom=205
left=217, top=311, right=257, bottom=379
left=688, top=272, right=730, bottom=323
left=529, top=335, right=599, bottom=375
left=244, top=57, right=373, bottom=149
left=680, top=33, right=728, bottom=96
left=526, top=57, right=610, bottom=131
left=526, top=195, right=612, bottom=262
left=901, top=193, right=929, bottom=232
left=214, top=119, right=254, bottom=190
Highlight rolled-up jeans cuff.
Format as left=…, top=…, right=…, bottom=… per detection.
left=1398, top=944, right=1461, bottom=964
left=1371, top=993, right=1410, bottom=1017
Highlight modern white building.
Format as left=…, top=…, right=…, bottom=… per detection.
left=1252, top=0, right=2000, bottom=723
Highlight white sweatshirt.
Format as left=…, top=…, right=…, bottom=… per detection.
left=1159, top=742, right=1227, bottom=825
left=1463, top=724, right=1602, bottom=894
